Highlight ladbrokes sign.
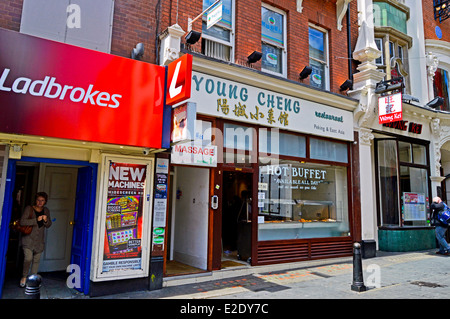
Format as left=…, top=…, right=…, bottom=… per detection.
left=0, top=28, right=166, bottom=148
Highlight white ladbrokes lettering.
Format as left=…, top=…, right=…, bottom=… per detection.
left=0, top=68, right=122, bottom=108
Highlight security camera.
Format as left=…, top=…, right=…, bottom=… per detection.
left=131, top=43, right=144, bottom=60
left=143, top=148, right=150, bottom=155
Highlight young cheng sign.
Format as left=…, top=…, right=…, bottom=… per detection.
left=0, top=28, right=166, bottom=148
left=188, top=72, right=354, bottom=141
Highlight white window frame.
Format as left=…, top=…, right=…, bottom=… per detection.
left=375, top=38, right=384, bottom=65
left=201, top=0, right=235, bottom=62
left=308, top=24, right=330, bottom=91
left=261, top=3, right=287, bottom=77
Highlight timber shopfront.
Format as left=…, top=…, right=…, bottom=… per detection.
left=372, top=106, right=436, bottom=252
left=183, top=61, right=360, bottom=268
left=0, top=28, right=170, bottom=298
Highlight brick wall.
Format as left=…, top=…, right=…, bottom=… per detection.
left=161, top=0, right=359, bottom=95
left=422, top=0, right=450, bottom=42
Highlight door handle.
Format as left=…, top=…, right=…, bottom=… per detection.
left=69, top=221, right=75, bottom=225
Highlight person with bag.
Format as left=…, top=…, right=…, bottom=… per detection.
left=19, top=192, right=52, bottom=287
left=430, top=196, right=450, bottom=255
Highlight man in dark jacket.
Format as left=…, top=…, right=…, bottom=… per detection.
left=431, top=196, right=450, bottom=255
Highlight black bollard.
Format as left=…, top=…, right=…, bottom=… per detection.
left=351, top=242, right=367, bottom=292
left=25, top=274, right=42, bottom=299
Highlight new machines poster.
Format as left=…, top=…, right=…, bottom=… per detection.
left=102, top=162, right=147, bottom=272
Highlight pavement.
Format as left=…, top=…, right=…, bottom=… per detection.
left=3, top=249, right=450, bottom=303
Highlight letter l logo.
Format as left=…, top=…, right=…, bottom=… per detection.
left=169, top=61, right=182, bottom=99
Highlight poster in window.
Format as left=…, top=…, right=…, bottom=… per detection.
left=102, top=162, right=147, bottom=272
left=403, top=192, right=426, bottom=221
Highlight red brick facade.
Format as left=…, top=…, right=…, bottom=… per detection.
left=162, top=0, right=359, bottom=95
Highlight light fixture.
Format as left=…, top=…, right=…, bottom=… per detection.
left=299, top=66, right=312, bottom=80
left=339, top=79, right=353, bottom=91
left=426, top=96, right=444, bottom=109
left=131, top=43, right=144, bottom=60
left=435, top=0, right=450, bottom=22
left=247, top=51, right=262, bottom=64
left=185, top=30, right=202, bottom=45
left=375, top=77, right=404, bottom=95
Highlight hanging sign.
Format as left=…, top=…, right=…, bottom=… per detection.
left=207, top=1, right=223, bottom=29
left=378, top=93, right=402, bottom=124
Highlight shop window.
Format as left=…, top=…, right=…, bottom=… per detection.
left=223, top=123, right=255, bottom=166
left=202, top=0, right=234, bottom=62
left=259, top=130, right=306, bottom=158
left=310, top=138, right=348, bottom=163
left=376, top=139, right=430, bottom=227
left=434, top=68, right=450, bottom=112
left=309, top=26, right=329, bottom=90
left=258, top=160, right=349, bottom=240
left=261, top=5, right=287, bottom=76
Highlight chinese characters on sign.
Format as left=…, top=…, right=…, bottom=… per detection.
left=189, top=72, right=354, bottom=141
left=378, top=93, right=402, bottom=124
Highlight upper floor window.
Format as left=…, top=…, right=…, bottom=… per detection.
left=309, top=26, right=329, bottom=90
left=434, top=68, right=450, bottom=112
left=202, top=0, right=234, bottom=62
left=261, top=4, right=287, bottom=77
left=373, top=1, right=408, bottom=34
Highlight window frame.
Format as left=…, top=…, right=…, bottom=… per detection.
left=201, top=0, right=235, bottom=62
left=261, top=3, right=287, bottom=77
left=308, top=24, right=330, bottom=91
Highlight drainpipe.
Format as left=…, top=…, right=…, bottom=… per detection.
left=347, top=2, right=352, bottom=80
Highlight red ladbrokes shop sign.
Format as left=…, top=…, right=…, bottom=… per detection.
left=0, top=28, right=166, bottom=148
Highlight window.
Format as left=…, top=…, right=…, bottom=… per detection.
left=376, top=139, right=430, bottom=228
left=375, top=38, right=384, bottom=65
left=309, top=26, right=329, bottom=90
left=434, top=68, right=450, bottom=112
left=20, top=0, right=114, bottom=53
left=373, top=1, right=408, bottom=34
left=258, top=131, right=350, bottom=241
left=202, top=0, right=234, bottom=62
left=261, top=5, right=287, bottom=76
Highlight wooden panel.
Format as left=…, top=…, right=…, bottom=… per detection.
left=256, top=238, right=353, bottom=265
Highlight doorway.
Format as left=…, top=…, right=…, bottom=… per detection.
left=222, top=171, right=252, bottom=265
left=1, top=158, right=97, bottom=297
left=166, top=166, right=210, bottom=276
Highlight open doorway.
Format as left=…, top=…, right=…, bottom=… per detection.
left=222, top=171, right=252, bottom=265
left=166, top=166, right=210, bottom=276
left=2, top=159, right=96, bottom=297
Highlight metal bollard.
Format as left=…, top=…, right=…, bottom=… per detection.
left=351, top=242, right=367, bottom=292
left=25, top=274, right=42, bottom=299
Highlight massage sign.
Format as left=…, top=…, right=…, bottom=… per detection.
left=103, top=162, right=147, bottom=272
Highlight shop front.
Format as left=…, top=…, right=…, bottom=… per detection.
left=0, top=28, right=170, bottom=297
left=371, top=103, right=436, bottom=252
left=176, top=59, right=359, bottom=269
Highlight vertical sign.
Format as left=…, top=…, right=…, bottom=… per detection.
left=207, top=1, right=223, bottom=29
left=152, top=158, right=169, bottom=255
left=102, top=162, right=147, bottom=272
left=378, top=93, right=402, bottom=124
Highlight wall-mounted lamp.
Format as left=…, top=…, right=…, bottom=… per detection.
left=247, top=51, right=262, bottom=64
left=339, top=79, right=353, bottom=91
left=299, top=66, right=312, bottom=80
left=131, top=43, right=144, bottom=60
left=426, top=96, right=444, bottom=109
left=185, top=30, right=202, bottom=45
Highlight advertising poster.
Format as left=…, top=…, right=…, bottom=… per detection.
left=102, top=162, right=147, bottom=272
left=403, top=192, right=426, bottom=221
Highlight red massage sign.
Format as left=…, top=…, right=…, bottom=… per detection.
left=0, top=28, right=191, bottom=149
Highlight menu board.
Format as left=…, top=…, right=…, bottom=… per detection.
left=403, top=192, right=426, bottom=221
left=102, top=162, right=147, bottom=272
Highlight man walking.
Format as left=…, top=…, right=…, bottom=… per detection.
left=431, top=196, right=450, bottom=255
